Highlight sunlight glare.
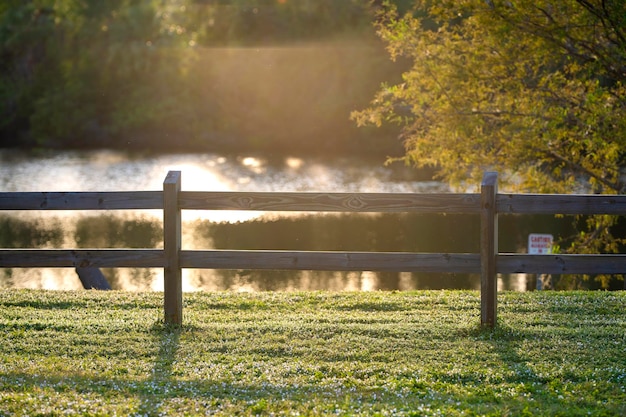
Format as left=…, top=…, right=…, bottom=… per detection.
left=285, top=157, right=303, bottom=170
left=162, top=161, right=263, bottom=223
left=398, top=272, right=414, bottom=291
left=241, top=156, right=265, bottom=174
left=360, top=271, right=378, bottom=291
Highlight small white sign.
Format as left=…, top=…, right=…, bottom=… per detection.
left=528, top=234, right=553, bottom=254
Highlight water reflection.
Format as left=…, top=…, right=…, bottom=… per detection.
left=0, top=149, right=440, bottom=192
left=0, top=210, right=573, bottom=292
left=185, top=269, right=481, bottom=293
left=0, top=149, right=444, bottom=223
left=0, top=149, right=574, bottom=292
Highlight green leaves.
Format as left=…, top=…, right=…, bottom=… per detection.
left=0, top=1, right=199, bottom=147
left=355, top=0, right=626, bottom=194
left=353, top=1, right=626, bottom=260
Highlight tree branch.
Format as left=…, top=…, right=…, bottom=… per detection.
left=544, top=148, right=623, bottom=193
left=465, top=109, right=552, bottom=121
left=577, top=0, right=626, bottom=46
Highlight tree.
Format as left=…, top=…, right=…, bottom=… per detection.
left=0, top=0, right=398, bottom=154
left=0, top=0, right=198, bottom=148
left=352, top=0, right=626, bottom=287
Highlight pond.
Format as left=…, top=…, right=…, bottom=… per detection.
left=0, top=149, right=572, bottom=291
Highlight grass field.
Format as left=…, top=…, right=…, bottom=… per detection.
left=0, top=289, right=624, bottom=416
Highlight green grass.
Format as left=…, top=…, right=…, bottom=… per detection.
left=0, top=290, right=625, bottom=416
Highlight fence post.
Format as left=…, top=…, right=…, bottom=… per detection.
left=480, top=172, right=498, bottom=327
left=163, top=171, right=182, bottom=325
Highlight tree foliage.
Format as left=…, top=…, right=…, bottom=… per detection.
left=352, top=0, right=626, bottom=284
left=191, top=0, right=375, bottom=45
left=353, top=0, right=626, bottom=195
left=0, top=0, right=198, bottom=147
left=0, top=0, right=398, bottom=152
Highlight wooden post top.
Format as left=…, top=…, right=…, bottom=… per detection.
left=164, top=170, right=181, bottom=185
left=481, top=171, right=498, bottom=187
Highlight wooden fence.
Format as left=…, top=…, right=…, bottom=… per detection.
left=1, top=170, right=626, bottom=327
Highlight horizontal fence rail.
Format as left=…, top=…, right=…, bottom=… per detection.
left=497, top=194, right=626, bottom=215
left=180, top=251, right=481, bottom=273
left=1, top=170, right=625, bottom=327
left=3, top=191, right=624, bottom=214
left=497, top=254, right=626, bottom=275
left=0, top=249, right=165, bottom=268
left=0, top=191, right=163, bottom=210
left=178, top=191, right=482, bottom=213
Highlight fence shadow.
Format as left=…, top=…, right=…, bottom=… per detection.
left=135, top=323, right=182, bottom=415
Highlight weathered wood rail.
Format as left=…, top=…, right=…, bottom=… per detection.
left=1, top=170, right=625, bottom=327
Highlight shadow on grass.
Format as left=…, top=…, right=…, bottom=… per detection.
left=463, top=301, right=626, bottom=415
left=0, top=321, right=312, bottom=415
left=134, top=323, right=183, bottom=415
left=2, top=292, right=625, bottom=415
left=2, top=320, right=625, bottom=416
left=0, top=372, right=323, bottom=415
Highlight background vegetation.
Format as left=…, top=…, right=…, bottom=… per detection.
left=0, top=0, right=409, bottom=155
